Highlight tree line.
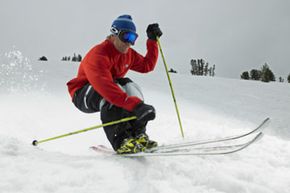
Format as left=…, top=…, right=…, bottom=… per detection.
left=38, top=53, right=82, bottom=62
left=241, top=63, right=290, bottom=83
left=62, top=53, right=82, bottom=62
left=190, top=59, right=215, bottom=77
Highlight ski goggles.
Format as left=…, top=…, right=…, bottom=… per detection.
left=111, top=27, right=138, bottom=45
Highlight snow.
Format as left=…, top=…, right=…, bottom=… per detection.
left=1, top=50, right=290, bottom=193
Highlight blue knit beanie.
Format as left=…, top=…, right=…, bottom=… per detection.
left=111, top=15, right=136, bottom=33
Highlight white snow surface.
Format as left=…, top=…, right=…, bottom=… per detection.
left=1, top=50, right=290, bottom=193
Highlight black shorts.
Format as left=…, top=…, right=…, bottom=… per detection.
left=72, top=83, right=103, bottom=113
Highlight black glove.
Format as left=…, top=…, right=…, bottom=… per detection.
left=146, top=23, right=163, bottom=40
left=133, top=102, right=156, bottom=123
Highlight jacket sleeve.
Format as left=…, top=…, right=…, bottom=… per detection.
left=130, top=39, right=159, bottom=73
left=83, top=53, right=142, bottom=112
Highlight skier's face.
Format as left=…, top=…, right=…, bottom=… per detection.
left=113, top=36, right=131, bottom=54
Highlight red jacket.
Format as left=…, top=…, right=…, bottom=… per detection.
left=67, top=39, right=159, bottom=112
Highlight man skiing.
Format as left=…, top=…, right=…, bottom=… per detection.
left=67, top=15, right=162, bottom=154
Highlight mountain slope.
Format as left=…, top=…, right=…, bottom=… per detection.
left=0, top=51, right=290, bottom=193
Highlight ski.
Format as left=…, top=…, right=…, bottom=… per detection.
left=148, top=117, right=270, bottom=153
left=151, top=140, right=253, bottom=153
left=120, top=132, right=263, bottom=157
left=91, top=132, right=263, bottom=157
left=90, top=118, right=269, bottom=157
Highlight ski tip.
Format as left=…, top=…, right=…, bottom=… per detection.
left=257, top=132, right=264, bottom=140
left=32, top=140, right=38, bottom=146
left=264, top=117, right=271, bottom=125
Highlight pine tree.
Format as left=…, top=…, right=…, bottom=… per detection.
left=77, top=54, right=82, bottom=62
left=287, top=74, right=290, bottom=83
left=204, top=63, right=209, bottom=76
left=197, top=59, right=203, bottom=75
left=39, top=56, right=48, bottom=61
left=72, top=53, right=77, bottom=62
left=241, top=71, right=250, bottom=80
left=209, top=67, right=212, bottom=76
left=190, top=59, right=194, bottom=75
left=190, top=59, right=198, bottom=75
left=212, top=65, right=215, bottom=77
left=278, top=77, right=284, bottom=82
left=250, top=69, right=261, bottom=80
left=200, top=59, right=205, bottom=75
left=261, top=63, right=275, bottom=82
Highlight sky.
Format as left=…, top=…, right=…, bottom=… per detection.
left=0, top=0, right=289, bottom=79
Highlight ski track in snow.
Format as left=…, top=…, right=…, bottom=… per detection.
left=1, top=53, right=290, bottom=193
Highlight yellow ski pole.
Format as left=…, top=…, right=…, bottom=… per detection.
left=156, top=37, right=185, bottom=138
left=32, top=116, right=137, bottom=146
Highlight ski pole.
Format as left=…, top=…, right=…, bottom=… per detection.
left=32, top=116, right=137, bottom=146
left=156, top=37, right=185, bottom=138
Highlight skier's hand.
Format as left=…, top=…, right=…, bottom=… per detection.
left=133, top=102, right=156, bottom=124
left=146, top=23, right=162, bottom=40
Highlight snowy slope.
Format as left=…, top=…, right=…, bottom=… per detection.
left=1, top=50, right=290, bottom=193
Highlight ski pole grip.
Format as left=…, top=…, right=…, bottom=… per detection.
left=32, top=140, right=38, bottom=146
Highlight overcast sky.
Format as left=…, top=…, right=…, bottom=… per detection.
left=0, top=0, right=289, bottom=79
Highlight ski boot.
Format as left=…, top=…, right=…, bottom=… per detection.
left=135, top=133, right=158, bottom=150
left=116, top=137, right=145, bottom=154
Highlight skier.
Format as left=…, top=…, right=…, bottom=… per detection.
left=67, top=15, right=162, bottom=154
